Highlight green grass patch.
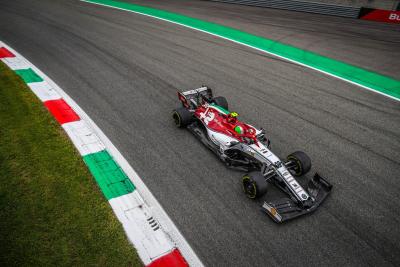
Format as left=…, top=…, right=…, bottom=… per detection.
left=0, top=62, right=142, bottom=267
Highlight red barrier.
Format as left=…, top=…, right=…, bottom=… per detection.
left=44, top=99, right=80, bottom=124
left=0, top=47, right=15, bottom=58
left=147, top=249, right=188, bottom=267
left=360, top=8, right=400, bottom=23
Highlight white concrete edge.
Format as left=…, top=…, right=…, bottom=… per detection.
left=109, top=191, right=175, bottom=265
left=1, top=56, right=30, bottom=70
left=1, top=41, right=203, bottom=267
left=80, top=0, right=400, bottom=102
left=62, top=120, right=106, bottom=156
left=28, top=82, right=63, bottom=102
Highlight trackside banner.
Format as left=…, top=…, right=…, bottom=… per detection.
left=359, top=8, right=400, bottom=23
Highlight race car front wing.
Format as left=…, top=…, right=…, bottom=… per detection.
left=262, top=173, right=332, bottom=223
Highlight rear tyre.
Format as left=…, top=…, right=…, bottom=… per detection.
left=212, top=96, right=229, bottom=110
left=287, top=151, right=311, bottom=176
left=242, top=172, right=269, bottom=199
left=172, top=107, right=193, bottom=128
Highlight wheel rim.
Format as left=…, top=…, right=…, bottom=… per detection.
left=243, top=177, right=257, bottom=199
left=173, top=112, right=180, bottom=126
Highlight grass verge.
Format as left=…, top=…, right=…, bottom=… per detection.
left=0, top=61, right=142, bottom=266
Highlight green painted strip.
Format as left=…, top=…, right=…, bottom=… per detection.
left=83, top=150, right=135, bottom=200
left=83, top=0, right=400, bottom=100
left=15, top=68, right=43, bottom=83
left=210, top=103, right=230, bottom=114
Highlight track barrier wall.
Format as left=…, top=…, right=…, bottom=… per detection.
left=208, top=0, right=360, bottom=18
left=208, top=0, right=400, bottom=23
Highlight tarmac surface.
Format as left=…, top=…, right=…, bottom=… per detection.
left=1, top=0, right=399, bottom=266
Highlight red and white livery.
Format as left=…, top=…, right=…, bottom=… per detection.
left=172, top=86, right=332, bottom=223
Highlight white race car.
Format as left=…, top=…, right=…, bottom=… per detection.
left=172, top=86, right=332, bottom=223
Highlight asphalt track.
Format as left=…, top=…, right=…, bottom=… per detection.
left=1, top=0, right=400, bottom=266
left=124, top=0, right=400, bottom=79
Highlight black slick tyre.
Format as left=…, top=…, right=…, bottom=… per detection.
left=287, top=151, right=311, bottom=176
left=212, top=96, right=229, bottom=110
left=172, top=107, right=193, bottom=128
left=242, top=171, right=269, bottom=199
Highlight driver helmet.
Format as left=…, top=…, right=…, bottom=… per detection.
left=227, top=112, right=238, bottom=123
left=234, top=125, right=243, bottom=135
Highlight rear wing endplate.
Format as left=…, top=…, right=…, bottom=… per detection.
left=178, top=86, right=213, bottom=109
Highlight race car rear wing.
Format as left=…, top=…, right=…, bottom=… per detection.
left=262, top=173, right=332, bottom=223
left=178, top=86, right=213, bottom=109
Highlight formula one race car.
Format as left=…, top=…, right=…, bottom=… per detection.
left=172, top=86, right=332, bottom=223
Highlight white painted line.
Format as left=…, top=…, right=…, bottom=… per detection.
left=80, top=0, right=399, bottom=102
left=1, top=40, right=203, bottom=267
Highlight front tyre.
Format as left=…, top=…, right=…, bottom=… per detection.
left=287, top=151, right=311, bottom=176
left=242, top=172, right=269, bottom=199
left=172, top=107, right=193, bottom=128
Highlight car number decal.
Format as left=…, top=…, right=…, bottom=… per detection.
left=200, top=110, right=215, bottom=125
